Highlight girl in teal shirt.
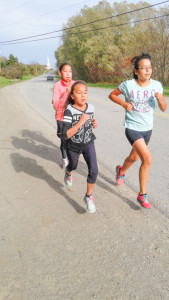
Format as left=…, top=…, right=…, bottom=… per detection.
left=109, top=53, right=167, bottom=209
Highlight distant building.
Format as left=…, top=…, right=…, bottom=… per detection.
left=46, top=56, right=51, bottom=70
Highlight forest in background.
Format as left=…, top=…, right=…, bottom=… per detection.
left=55, top=0, right=169, bottom=85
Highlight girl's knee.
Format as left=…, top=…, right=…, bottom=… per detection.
left=147, top=154, right=152, bottom=166
left=67, top=162, right=78, bottom=172
left=129, top=154, right=138, bottom=163
left=88, top=169, right=98, bottom=183
left=142, top=153, right=152, bottom=166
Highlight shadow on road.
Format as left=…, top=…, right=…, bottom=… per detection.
left=10, top=153, right=86, bottom=214
left=11, top=130, right=58, bottom=164
left=11, top=129, right=140, bottom=212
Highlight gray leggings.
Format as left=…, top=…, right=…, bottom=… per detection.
left=66, top=142, right=98, bottom=184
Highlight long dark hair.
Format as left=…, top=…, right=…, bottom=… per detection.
left=131, top=53, right=151, bottom=79
left=65, top=80, right=87, bottom=108
left=59, top=62, right=71, bottom=72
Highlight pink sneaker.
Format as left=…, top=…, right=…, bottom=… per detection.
left=137, top=193, right=151, bottom=209
left=116, top=165, right=125, bottom=185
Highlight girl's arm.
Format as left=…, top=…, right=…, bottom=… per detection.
left=52, top=84, right=60, bottom=110
left=66, top=114, right=89, bottom=139
left=155, top=92, right=167, bottom=111
left=52, top=84, right=70, bottom=110
left=109, top=88, right=132, bottom=111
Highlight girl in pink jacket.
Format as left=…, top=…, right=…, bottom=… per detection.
left=52, top=63, right=75, bottom=168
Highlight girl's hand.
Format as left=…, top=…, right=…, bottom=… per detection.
left=155, top=92, right=163, bottom=102
left=122, top=102, right=133, bottom=111
left=91, top=118, right=97, bottom=129
left=66, top=87, right=71, bottom=93
left=79, top=113, right=89, bottom=125
left=155, top=92, right=167, bottom=111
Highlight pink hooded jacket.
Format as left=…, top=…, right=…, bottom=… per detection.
left=52, top=79, right=75, bottom=121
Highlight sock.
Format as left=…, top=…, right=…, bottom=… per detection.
left=86, top=193, right=92, bottom=198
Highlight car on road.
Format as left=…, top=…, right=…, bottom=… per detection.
left=47, top=75, right=54, bottom=81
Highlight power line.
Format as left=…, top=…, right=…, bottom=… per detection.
left=0, top=0, right=34, bottom=17
left=0, top=0, right=168, bottom=44
left=0, top=0, right=97, bottom=29
left=1, top=13, right=169, bottom=46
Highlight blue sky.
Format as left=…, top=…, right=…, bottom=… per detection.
left=0, top=0, right=154, bottom=68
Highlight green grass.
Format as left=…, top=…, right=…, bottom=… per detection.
left=0, top=76, right=13, bottom=88
left=19, top=75, right=34, bottom=80
left=87, top=82, right=116, bottom=89
left=163, top=86, right=169, bottom=97
left=0, top=75, right=35, bottom=89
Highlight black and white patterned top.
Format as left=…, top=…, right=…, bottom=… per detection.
left=62, top=103, right=96, bottom=152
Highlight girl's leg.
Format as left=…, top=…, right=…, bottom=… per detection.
left=57, top=121, right=67, bottom=160
left=66, top=148, right=80, bottom=175
left=64, top=149, right=80, bottom=187
left=83, top=143, right=98, bottom=196
left=120, top=148, right=139, bottom=174
left=132, top=138, right=152, bottom=195
left=87, top=183, right=94, bottom=196
left=60, top=139, right=67, bottom=160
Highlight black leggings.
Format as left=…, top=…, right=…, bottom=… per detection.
left=57, top=121, right=67, bottom=159
left=66, top=142, right=98, bottom=184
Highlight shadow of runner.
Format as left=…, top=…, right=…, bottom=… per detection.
left=11, top=135, right=58, bottom=164
left=97, top=171, right=141, bottom=211
left=22, top=130, right=57, bottom=148
left=10, top=153, right=86, bottom=214
left=11, top=130, right=140, bottom=211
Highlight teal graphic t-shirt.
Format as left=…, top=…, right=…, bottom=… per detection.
left=118, top=79, right=163, bottom=131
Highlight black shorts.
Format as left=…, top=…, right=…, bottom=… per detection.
left=125, top=128, right=152, bottom=145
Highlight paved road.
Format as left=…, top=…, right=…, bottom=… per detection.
left=21, top=74, right=169, bottom=217
left=1, top=75, right=169, bottom=300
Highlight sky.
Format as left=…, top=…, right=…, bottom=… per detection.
left=0, top=0, right=163, bottom=69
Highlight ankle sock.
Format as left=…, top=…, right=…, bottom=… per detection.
left=86, top=193, right=92, bottom=198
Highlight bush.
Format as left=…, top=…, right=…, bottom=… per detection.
left=1, top=65, right=22, bottom=79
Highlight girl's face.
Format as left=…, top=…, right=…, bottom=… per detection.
left=59, top=64, right=72, bottom=84
left=71, top=84, right=88, bottom=108
left=134, top=59, right=152, bottom=81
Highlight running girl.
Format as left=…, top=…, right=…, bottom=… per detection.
left=52, top=63, right=75, bottom=168
left=109, top=53, right=167, bottom=208
left=62, top=80, right=98, bottom=213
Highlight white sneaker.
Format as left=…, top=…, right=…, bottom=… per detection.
left=83, top=194, right=96, bottom=213
left=64, top=170, right=72, bottom=187
left=62, top=158, right=68, bottom=168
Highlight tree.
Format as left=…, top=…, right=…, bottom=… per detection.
left=54, top=1, right=169, bottom=84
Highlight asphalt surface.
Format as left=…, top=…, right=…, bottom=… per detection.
left=1, top=76, right=169, bottom=300
left=21, top=74, right=169, bottom=218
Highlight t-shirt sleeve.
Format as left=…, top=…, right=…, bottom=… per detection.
left=62, top=109, right=72, bottom=141
left=118, top=81, right=127, bottom=95
left=156, top=81, right=163, bottom=94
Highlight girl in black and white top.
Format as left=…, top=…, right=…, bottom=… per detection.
left=62, top=80, right=98, bottom=213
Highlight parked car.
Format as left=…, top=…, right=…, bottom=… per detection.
left=47, top=75, right=54, bottom=81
